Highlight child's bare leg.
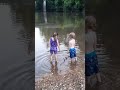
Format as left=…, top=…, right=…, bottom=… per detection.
left=50, top=54, right=53, bottom=62
left=75, top=57, right=77, bottom=61
left=71, top=58, right=72, bottom=63
left=71, top=58, right=74, bottom=63
left=54, top=54, right=57, bottom=62
left=96, top=73, right=101, bottom=82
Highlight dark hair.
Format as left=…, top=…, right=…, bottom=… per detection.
left=53, top=32, right=58, bottom=36
left=52, top=32, right=58, bottom=42
left=53, top=33, right=57, bottom=37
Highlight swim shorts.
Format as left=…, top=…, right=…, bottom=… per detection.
left=69, top=48, right=76, bottom=58
left=85, top=51, right=99, bottom=76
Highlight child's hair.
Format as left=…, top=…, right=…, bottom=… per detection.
left=52, top=32, right=58, bottom=41
left=53, top=33, right=57, bottom=37
left=85, top=16, right=96, bottom=31
left=53, top=32, right=58, bottom=37
left=69, top=32, right=75, bottom=39
left=54, top=32, right=58, bottom=36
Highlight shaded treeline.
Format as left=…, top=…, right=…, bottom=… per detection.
left=35, top=0, right=84, bottom=12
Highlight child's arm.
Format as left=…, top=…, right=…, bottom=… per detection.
left=57, top=39, right=60, bottom=51
left=74, top=39, right=76, bottom=48
left=49, top=39, right=51, bottom=47
left=68, top=40, right=71, bottom=53
left=93, top=32, right=97, bottom=51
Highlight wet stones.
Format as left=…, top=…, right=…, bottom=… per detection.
left=36, top=56, right=85, bottom=90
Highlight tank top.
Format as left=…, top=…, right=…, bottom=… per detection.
left=50, top=37, right=57, bottom=50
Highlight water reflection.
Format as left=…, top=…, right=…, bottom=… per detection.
left=50, top=61, right=58, bottom=75
left=0, top=4, right=34, bottom=90
left=70, top=61, right=77, bottom=70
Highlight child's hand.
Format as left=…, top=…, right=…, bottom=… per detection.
left=58, top=46, right=60, bottom=52
left=58, top=48, right=60, bottom=52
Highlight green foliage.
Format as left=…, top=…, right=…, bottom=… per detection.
left=46, top=0, right=56, bottom=11
left=35, top=0, right=43, bottom=11
left=35, top=0, right=84, bottom=12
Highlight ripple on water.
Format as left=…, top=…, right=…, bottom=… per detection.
left=35, top=42, right=83, bottom=81
left=0, top=58, right=34, bottom=90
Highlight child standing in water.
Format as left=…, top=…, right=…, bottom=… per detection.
left=49, top=32, right=60, bottom=62
left=68, top=32, right=77, bottom=62
left=85, top=16, right=101, bottom=85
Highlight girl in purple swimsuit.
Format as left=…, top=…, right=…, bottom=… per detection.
left=49, top=32, right=60, bottom=62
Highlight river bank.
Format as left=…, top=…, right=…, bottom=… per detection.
left=35, top=56, right=85, bottom=90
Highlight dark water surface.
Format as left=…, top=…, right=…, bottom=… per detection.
left=0, top=4, right=34, bottom=90
left=93, top=22, right=120, bottom=90
left=35, top=12, right=85, bottom=81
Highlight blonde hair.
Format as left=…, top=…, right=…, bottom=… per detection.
left=69, top=32, right=75, bottom=39
left=85, top=16, right=96, bottom=31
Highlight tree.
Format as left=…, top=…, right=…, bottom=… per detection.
left=35, top=0, right=84, bottom=12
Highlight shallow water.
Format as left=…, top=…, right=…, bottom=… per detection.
left=35, top=12, right=85, bottom=81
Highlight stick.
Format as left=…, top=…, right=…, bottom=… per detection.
left=60, top=56, right=70, bottom=66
